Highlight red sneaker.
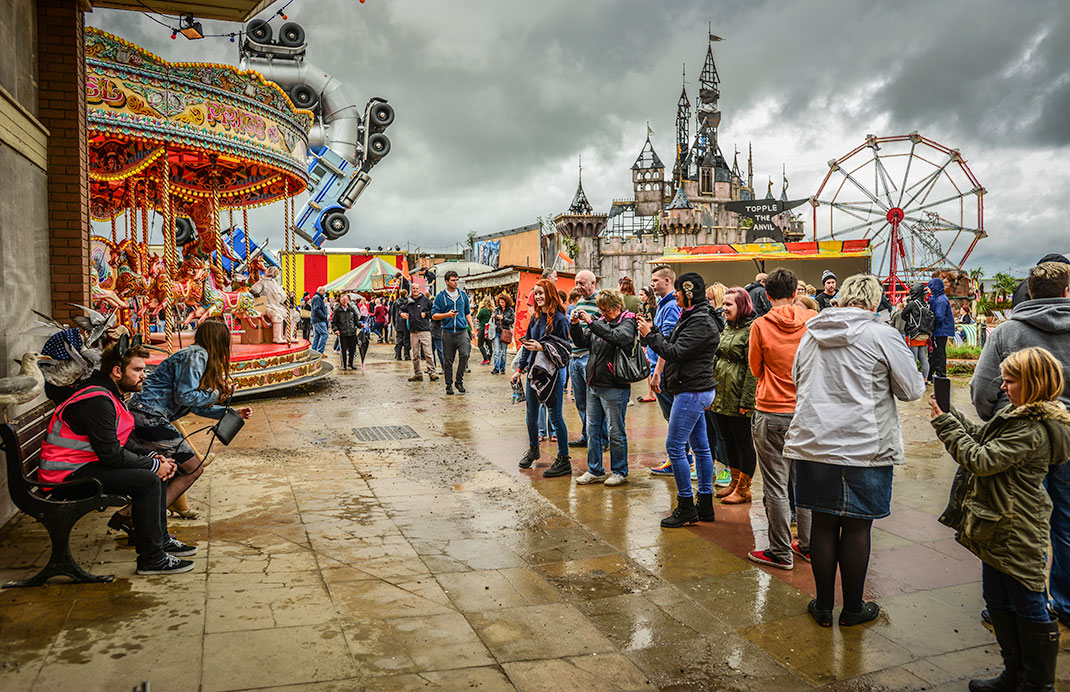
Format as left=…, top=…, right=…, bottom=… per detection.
left=791, top=541, right=811, bottom=563
left=748, top=549, right=793, bottom=570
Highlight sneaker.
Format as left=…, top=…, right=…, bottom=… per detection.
left=649, top=460, right=674, bottom=476
left=715, top=468, right=732, bottom=487
left=604, top=473, right=628, bottom=487
left=163, top=536, right=197, bottom=557
left=748, top=550, right=793, bottom=570
left=567, top=438, right=588, bottom=448
left=429, top=374, right=439, bottom=381
left=575, top=471, right=606, bottom=485
left=456, top=383, right=466, bottom=394
left=136, top=554, right=195, bottom=575
left=791, top=541, right=810, bottom=563
left=445, top=386, right=455, bottom=395
left=407, top=375, right=423, bottom=382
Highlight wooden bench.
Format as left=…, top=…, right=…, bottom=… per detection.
left=1, top=401, right=129, bottom=588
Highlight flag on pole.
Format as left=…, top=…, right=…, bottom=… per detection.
left=401, top=254, right=410, bottom=281
left=553, top=250, right=575, bottom=271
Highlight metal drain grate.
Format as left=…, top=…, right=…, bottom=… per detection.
left=352, top=425, right=420, bottom=441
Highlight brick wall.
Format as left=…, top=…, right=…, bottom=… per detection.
left=37, top=0, right=89, bottom=326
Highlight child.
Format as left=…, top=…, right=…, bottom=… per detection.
left=930, top=346, right=1068, bottom=692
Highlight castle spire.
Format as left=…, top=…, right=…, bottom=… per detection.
left=567, top=154, right=593, bottom=215
left=673, top=64, right=691, bottom=186
left=695, top=30, right=727, bottom=180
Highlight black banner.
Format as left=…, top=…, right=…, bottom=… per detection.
left=725, top=198, right=808, bottom=243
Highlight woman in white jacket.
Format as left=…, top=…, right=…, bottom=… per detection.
left=784, top=274, right=926, bottom=627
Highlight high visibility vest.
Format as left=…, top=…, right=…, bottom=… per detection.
left=38, top=386, right=134, bottom=486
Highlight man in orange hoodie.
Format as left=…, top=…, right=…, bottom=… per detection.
left=748, top=267, right=818, bottom=570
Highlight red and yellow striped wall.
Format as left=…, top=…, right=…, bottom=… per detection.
left=278, top=251, right=404, bottom=297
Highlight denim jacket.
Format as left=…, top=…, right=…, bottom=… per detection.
left=128, top=345, right=227, bottom=421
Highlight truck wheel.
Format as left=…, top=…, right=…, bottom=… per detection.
left=246, top=19, right=272, bottom=44
left=278, top=22, right=305, bottom=47
left=322, top=212, right=350, bottom=240
left=369, top=102, right=394, bottom=128
left=174, top=218, right=195, bottom=246
left=367, top=133, right=391, bottom=159
left=290, top=84, right=318, bottom=110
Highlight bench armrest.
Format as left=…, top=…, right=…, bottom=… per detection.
left=38, top=476, right=105, bottom=496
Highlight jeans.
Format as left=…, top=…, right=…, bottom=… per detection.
left=1046, top=461, right=1070, bottom=620
left=311, top=321, right=328, bottom=353
left=666, top=390, right=715, bottom=498
left=656, top=388, right=694, bottom=465
left=928, top=335, right=948, bottom=380
left=442, top=330, right=471, bottom=387
left=983, top=562, right=1051, bottom=622
left=911, top=344, right=929, bottom=378
left=586, top=384, right=630, bottom=476
left=493, top=337, right=508, bottom=372
left=410, top=331, right=434, bottom=376
left=569, top=355, right=608, bottom=442
left=753, top=411, right=811, bottom=559
left=65, top=463, right=167, bottom=564
left=394, top=328, right=411, bottom=359
left=432, top=336, right=443, bottom=370
left=526, top=370, right=568, bottom=459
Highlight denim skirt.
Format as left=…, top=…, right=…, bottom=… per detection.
left=793, top=460, right=893, bottom=519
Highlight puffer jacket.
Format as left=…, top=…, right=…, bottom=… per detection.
left=783, top=307, right=926, bottom=466
left=641, top=302, right=720, bottom=395
left=710, top=320, right=757, bottom=417
left=932, top=401, right=1070, bottom=592
left=928, top=277, right=955, bottom=337
left=570, top=311, right=638, bottom=389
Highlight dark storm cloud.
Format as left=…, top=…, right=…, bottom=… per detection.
left=88, top=0, right=1070, bottom=272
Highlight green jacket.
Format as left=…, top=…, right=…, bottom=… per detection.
left=710, top=320, right=757, bottom=417
left=932, top=401, right=1070, bottom=592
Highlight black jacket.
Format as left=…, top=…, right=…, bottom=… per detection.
left=311, top=293, right=328, bottom=323
left=745, top=281, right=771, bottom=317
left=62, top=373, right=157, bottom=471
left=641, top=302, right=720, bottom=395
left=405, top=295, right=432, bottom=332
left=570, top=313, right=637, bottom=389
left=331, top=304, right=362, bottom=336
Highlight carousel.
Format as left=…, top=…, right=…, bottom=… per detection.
left=84, top=27, right=331, bottom=398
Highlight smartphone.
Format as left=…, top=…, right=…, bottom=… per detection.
left=933, top=375, right=951, bottom=413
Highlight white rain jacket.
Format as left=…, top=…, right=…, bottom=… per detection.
left=784, top=307, right=926, bottom=467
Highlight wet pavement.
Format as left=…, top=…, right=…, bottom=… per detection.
left=1, top=343, right=1068, bottom=691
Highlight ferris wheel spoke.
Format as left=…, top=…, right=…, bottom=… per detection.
left=871, top=149, right=898, bottom=207
left=830, top=215, right=887, bottom=236
left=826, top=201, right=885, bottom=218
left=900, top=151, right=957, bottom=213
left=904, top=191, right=971, bottom=216
left=834, top=167, right=890, bottom=212
left=901, top=214, right=981, bottom=235
left=895, top=138, right=919, bottom=208
left=898, top=218, right=947, bottom=262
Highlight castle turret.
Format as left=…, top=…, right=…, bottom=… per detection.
left=632, top=132, right=666, bottom=217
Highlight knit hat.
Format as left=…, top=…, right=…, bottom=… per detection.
left=821, top=270, right=837, bottom=283
left=674, top=272, right=707, bottom=306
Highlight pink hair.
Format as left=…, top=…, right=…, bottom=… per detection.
left=724, top=287, right=754, bottom=327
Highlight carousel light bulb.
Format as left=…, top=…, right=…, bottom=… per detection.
left=171, top=31, right=177, bottom=39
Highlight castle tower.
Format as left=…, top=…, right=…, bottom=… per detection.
left=633, top=131, right=666, bottom=217
left=695, top=31, right=731, bottom=196
left=673, top=66, right=690, bottom=187
left=555, top=156, right=606, bottom=240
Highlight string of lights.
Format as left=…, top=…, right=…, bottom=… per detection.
left=132, top=0, right=298, bottom=42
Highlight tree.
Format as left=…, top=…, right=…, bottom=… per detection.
left=466, top=230, right=476, bottom=249
left=993, top=272, right=1019, bottom=303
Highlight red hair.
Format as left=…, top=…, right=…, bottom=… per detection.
left=533, top=278, right=565, bottom=327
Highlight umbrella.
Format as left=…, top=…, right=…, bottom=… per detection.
left=356, top=326, right=370, bottom=373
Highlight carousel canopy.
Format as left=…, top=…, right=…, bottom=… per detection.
left=323, top=257, right=400, bottom=293
left=91, top=0, right=277, bottom=22
left=86, top=28, right=311, bottom=222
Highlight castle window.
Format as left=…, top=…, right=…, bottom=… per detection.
left=700, top=168, right=712, bottom=195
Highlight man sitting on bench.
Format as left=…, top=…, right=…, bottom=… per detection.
left=38, top=342, right=196, bottom=575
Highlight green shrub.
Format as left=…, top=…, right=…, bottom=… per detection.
left=947, top=344, right=982, bottom=360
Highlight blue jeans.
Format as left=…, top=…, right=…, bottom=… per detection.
left=537, top=405, right=559, bottom=438
left=586, top=385, right=630, bottom=476
left=1046, top=462, right=1070, bottom=620
left=432, top=337, right=443, bottom=369
left=311, top=321, right=328, bottom=353
left=656, top=388, right=694, bottom=465
left=666, top=390, right=715, bottom=498
left=983, top=562, right=1051, bottom=622
left=493, top=337, right=508, bottom=372
left=569, top=355, right=607, bottom=442
left=526, top=370, right=568, bottom=459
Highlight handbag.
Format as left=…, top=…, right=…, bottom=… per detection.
left=500, top=327, right=514, bottom=343
left=299, top=308, right=311, bottom=320
left=611, top=320, right=650, bottom=383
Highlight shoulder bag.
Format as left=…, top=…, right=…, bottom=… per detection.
left=611, top=318, right=650, bottom=383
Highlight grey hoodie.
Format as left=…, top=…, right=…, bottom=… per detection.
left=971, top=297, right=1070, bottom=421
left=784, top=307, right=926, bottom=467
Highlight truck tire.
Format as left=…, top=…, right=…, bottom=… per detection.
left=322, top=212, right=350, bottom=240
left=174, top=218, right=195, bottom=246
left=290, top=84, right=318, bottom=110
left=369, top=102, right=394, bottom=129
left=246, top=19, right=272, bottom=44
left=278, top=22, right=305, bottom=47
left=367, top=133, right=391, bottom=159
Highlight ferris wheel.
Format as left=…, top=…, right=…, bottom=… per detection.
left=810, top=132, right=986, bottom=295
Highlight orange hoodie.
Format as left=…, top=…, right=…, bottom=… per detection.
left=749, top=303, right=817, bottom=413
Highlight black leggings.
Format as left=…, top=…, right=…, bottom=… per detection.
left=713, top=412, right=756, bottom=476
left=810, top=511, right=874, bottom=612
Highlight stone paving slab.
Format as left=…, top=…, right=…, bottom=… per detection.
left=1, top=343, right=1068, bottom=691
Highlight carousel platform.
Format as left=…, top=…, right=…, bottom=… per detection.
left=147, top=335, right=332, bottom=400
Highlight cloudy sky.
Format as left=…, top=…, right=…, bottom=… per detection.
left=88, top=0, right=1070, bottom=275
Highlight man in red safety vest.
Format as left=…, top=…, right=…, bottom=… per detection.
left=39, top=341, right=196, bottom=575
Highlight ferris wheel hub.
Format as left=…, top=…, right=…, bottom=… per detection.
left=886, top=207, right=905, bottom=225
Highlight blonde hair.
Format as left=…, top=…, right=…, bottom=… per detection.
left=838, top=274, right=883, bottom=309
left=1000, top=347, right=1065, bottom=406
left=795, top=295, right=819, bottom=312
left=480, top=296, right=494, bottom=310
left=595, top=289, right=625, bottom=312
left=706, top=282, right=727, bottom=308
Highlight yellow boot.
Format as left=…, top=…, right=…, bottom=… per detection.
left=716, top=469, right=739, bottom=499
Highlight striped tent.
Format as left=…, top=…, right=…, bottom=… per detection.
left=322, top=257, right=399, bottom=293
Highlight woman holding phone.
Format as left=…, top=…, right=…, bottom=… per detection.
left=512, top=279, right=571, bottom=477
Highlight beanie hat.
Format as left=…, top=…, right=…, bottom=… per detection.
left=1037, top=253, right=1070, bottom=266
left=675, top=272, right=707, bottom=306
left=821, top=270, right=837, bottom=283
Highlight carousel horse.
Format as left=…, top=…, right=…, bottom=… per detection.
left=90, top=246, right=126, bottom=311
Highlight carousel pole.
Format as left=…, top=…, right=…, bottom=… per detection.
left=209, top=155, right=223, bottom=277
left=110, top=216, right=117, bottom=244
left=160, top=147, right=176, bottom=354
left=284, top=186, right=295, bottom=342
left=242, top=207, right=252, bottom=281
left=140, top=182, right=151, bottom=343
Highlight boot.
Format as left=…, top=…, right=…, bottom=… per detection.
left=696, top=493, right=716, bottom=522
left=715, top=469, right=739, bottom=499
left=168, top=492, right=200, bottom=519
left=968, top=610, right=1021, bottom=692
left=543, top=455, right=572, bottom=478
left=721, top=472, right=752, bottom=504
left=519, top=445, right=540, bottom=469
left=1015, top=617, right=1059, bottom=692
left=661, top=496, right=699, bottom=528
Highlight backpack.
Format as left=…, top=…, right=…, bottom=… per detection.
left=905, top=299, right=935, bottom=338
